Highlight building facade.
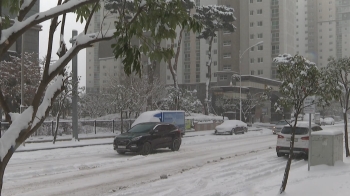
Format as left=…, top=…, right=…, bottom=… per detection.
left=295, top=0, right=350, bottom=68
left=1, top=1, right=40, bottom=59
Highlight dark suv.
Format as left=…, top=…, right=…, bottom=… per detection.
left=113, top=122, right=182, bottom=155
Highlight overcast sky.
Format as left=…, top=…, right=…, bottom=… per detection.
left=39, top=2, right=87, bottom=87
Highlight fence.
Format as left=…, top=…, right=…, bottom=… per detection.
left=0, top=119, right=135, bottom=137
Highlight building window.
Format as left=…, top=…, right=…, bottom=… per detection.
left=272, top=32, right=279, bottom=42
left=167, top=75, right=170, bottom=80
left=214, top=61, right=217, bottom=66
left=257, top=21, right=263, bottom=26
left=272, top=45, right=279, bottom=55
left=196, top=74, right=200, bottom=82
left=219, top=75, right=228, bottom=80
left=272, top=8, right=279, bottom=17
left=257, top=0, right=262, bottom=2
left=250, top=58, right=255, bottom=63
left=250, top=0, right=253, bottom=3
left=258, top=70, right=263, bottom=75
left=257, top=9, right=262, bottom=14
left=250, top=10, right=254, bottom=15
left=258, top=57, right=263, bottom=63
left=250, top=34, right=254, bottom=39
left=184, top=63, right=190, bottom=72
left=223, top=40, right=231, bottom=46
left=251, top=70, right=255, bottom=75
left=250, top=22, right=254, bottom=27
left=271, top=0, right=278, bottom=6
left=223, top=65, right=231, bottom=70
left=258, top=45, right=263, bottom=50
left=258, top=33, right=263, bottom=38
left=196, top=63, right=200, bottom=72
left=185, top=53, right=190, bottom=61
left=251, top=47, right=254, bottom=51
left=223, top=53, right=231, bottom=58
left=272, top=20, right=279, bottom=29
left=214, top=49, right=217, bottom=54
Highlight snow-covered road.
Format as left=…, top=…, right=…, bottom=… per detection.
left=2, top=129, right=300, bottom=196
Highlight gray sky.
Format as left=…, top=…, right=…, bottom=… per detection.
left=40, top=2, right=87, bottom=88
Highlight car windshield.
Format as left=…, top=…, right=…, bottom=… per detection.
left=281, top=127, right=309, bottom=135
left=277, top=121, right=289, bottom=125
left=128, top=123, right=156, bottom=133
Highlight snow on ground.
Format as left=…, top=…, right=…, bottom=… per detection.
left=3, top=125, right=350, bottom=196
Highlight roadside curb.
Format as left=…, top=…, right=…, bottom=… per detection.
left=24, top=135, right=116, bottom=143
left=16, top=142, right=112, bottom=152
left=16, top=133, right=208, bottom=152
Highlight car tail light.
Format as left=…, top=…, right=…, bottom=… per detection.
left=277, top=135, right=284, bottom=139
left=301, top=136, right=309, bottom=140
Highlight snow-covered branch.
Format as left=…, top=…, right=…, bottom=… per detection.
left=0, top=0, right=99, bottom=55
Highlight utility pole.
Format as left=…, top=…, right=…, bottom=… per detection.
left=71, top=30, right=79, bottom=141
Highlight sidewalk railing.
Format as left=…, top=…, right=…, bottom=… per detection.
left=0, top=119, right=135, bottom=137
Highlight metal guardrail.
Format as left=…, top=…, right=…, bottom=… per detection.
left=0, top=119, right=135, bottom=137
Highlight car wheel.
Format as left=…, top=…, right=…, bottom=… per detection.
left=303, top=154, right=308, bottom=160
left=117, top=150, right=125, bottom=155
left=139, top=142, right=152, bottom=155
left=171, top=138, right=181, bottom=151
left=230, top=129, right=234, bottom=135
left=277, top=153, right=284, bottom=157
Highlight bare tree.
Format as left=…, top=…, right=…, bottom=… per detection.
left=52, top=72, right=82, bottom=144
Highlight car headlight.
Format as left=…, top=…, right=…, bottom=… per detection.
left=131, top=136, right=142, bottom=141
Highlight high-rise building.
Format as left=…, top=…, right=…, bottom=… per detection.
left=1, top=1, right=41, bottom=59
left=296, top=0, right=350, bottom=67
left=85, top=1, right=167, bottom=94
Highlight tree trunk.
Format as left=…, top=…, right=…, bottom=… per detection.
left=0, top=148, right=14, bottom=194
left=53, top=111, right=61, bottom=144
left=120, top=110, right=124, bottom=133
left=204, top=36, right=214, bottom=115
left=280, top=115, right=298, bottom=193
left=168, top=28, right=184, bottom=111
left=344, top=112, right=350, bottom=157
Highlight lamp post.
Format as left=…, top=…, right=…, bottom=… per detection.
left=235, top=41, right=263, bottom=121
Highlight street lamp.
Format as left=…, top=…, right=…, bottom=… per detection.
left=234, top=41, right=264, bottom=121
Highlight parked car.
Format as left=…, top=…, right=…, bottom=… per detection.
left=214, top=120, right=247, bottom=135
left=272, top=120, right=290, bottom=134
left=321, top=117, right=335, bottom=125
left=276, top=122, right=322, bottom=159
left=113, top=122, right=182, bottom=155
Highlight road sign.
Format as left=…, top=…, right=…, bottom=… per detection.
left=304, top=96, right=315, bottom=114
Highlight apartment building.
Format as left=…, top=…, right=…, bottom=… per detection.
left=295, top=0, right=350, bottom=68
left=86, top=1, right=169, bottom=94
left=214, top=0, right=295, bottom=81
left=1, top=1, right=41, bottom=60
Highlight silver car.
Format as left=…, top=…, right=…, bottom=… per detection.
left=272, top=120, right=290, bottom=134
